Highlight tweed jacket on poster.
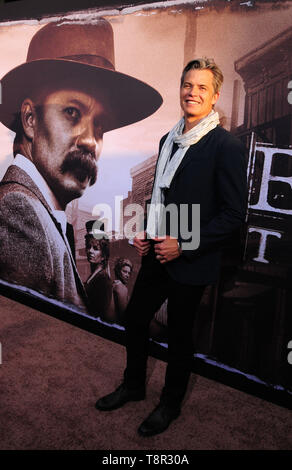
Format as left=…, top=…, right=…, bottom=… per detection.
left=0, top=165, right=87, bottom=310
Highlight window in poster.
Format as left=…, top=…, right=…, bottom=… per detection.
left=288, top=340, right=292, bottom=365
left=288, top=80, right=292, bottom=105
left=0, top=0, right=291, bottom=398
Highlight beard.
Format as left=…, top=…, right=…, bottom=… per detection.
left=60, top=149, right=98, bottom=186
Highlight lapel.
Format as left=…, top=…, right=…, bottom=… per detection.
left=170, top=127, right=216, bottom=183
left=1, top=165, right=88, bottom=304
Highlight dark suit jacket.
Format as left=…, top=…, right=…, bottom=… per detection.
left=0, top=165, right=87, bottom=309
left=143, top=125, right=247, bottom=285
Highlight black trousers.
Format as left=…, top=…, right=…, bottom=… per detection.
left=124, top=249, right=205, bottom=409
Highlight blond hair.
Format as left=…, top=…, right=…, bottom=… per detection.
left=180, top=58, right=224, bottom=94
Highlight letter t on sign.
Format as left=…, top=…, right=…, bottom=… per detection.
left=248, top=227, right=282, bottom=264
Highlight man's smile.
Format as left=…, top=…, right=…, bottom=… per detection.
left=185, top=99, right=201, bottom=104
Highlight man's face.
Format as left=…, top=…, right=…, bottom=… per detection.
left=180, top=69, right=219, bottom=123
left=31, top=87, right=107, bottom=207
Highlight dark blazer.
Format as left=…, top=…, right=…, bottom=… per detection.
left=143, top=125, right=247, bottom=285
left=0, top=165, right=87, bottom=309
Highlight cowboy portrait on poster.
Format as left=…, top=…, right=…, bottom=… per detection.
left=0, top=17, right=162, bottom=312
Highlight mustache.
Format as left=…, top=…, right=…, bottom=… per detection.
left=60, top=150, right=98, bottom=186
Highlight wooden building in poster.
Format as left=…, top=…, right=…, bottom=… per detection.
left=235, top=26, right=292, bottom=147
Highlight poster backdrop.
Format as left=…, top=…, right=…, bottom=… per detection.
left=0, top=0, right=291, bottom=397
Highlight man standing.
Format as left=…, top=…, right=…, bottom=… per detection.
left=95, top=58, right=247, bottom=436
left=0, top=19, right=162, bottom=309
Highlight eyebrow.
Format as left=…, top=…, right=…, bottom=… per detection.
left=183, top=81, right=209, bottom=88
left=67, top=98, right=89, bottom=113
left=66, top=98, right=111, bottom=126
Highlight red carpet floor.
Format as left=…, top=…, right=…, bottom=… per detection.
left=0, top=294, right=291, bottom=450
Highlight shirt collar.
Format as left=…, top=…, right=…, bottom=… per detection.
left=13, top=154, right=67, bottom=234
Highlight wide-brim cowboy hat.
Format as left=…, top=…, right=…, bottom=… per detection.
left=0, top=18, right=163, bottom=133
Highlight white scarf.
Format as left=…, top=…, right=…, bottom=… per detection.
left=146, top=110, right=220, bottom=238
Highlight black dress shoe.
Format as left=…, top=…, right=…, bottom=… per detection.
left=138, top=403, right=180, bottom=437
left=95, top=383, right=145, bottom=411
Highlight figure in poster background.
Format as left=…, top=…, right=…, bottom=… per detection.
left=112, top=255, right=169, bottom=341
left=84, top=220, right=113, bottom=320
left=112, top=257, right=133, bottom=323
left=111, top=256, right=167, bottom=332
left=0, top=19, right=162, bottom=310
left=96, top=58, right=247, bottom=437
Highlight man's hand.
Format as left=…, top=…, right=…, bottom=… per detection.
left=153, top=235, right=181, bottom=264
left=133, top=231, right=151, bottom=257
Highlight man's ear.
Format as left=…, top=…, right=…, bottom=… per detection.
left=212, top=91, right=220, bottom=107
left=20, top=99, right=36, bottom=140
